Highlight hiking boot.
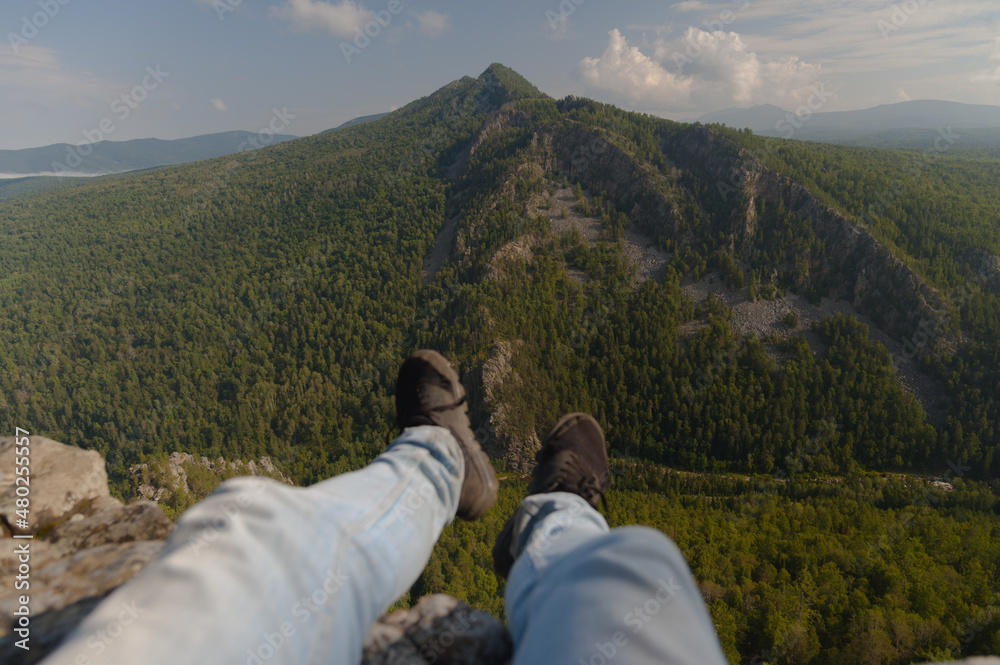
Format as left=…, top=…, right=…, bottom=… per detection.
left=396, top=349, right=498, bottom=521
left=492, top=412, right=610, bottom=578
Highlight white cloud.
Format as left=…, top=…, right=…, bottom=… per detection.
left=632, top=0, right=993, bottom=82
left=0, top=44, right=115, bottom=99
left=580, top=28, right=824, bottom=113
left=580, top=30, right=693, bottom=107
left=211, top=98, right=228, bottom=111
left=270, top=0, right=371, bottom=38
left=894, top=88, right=911, bottom=102
left=979, top=37, right=1000, bottom=83
left=671, top=1, right=710, bottom=12
left=415, top=9, right=452, bottom=38
left=0, top=44, right=168, bottom=148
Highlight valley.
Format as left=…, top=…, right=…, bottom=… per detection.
left=1, top=64, right=998, bottom=663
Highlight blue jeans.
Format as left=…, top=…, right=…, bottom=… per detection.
left=44, top=427, right=727, bottom=665
left=504, top=493, right=729, bottom=665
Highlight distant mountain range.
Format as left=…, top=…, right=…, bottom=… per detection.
left=0, top=130, right=298, bottom=177
left=698, top=100, right=1000, bottom=146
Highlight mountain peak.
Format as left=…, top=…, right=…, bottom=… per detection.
left=477, top=63, right=547, bottom=102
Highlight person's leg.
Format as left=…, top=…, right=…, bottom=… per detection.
left=43, top=425, right=463, bottom=665
left=503, top=492, right=729, bottom=665
left=494, top=413, right=728, bottom=665
left=46, top=348, right=498, bottom=665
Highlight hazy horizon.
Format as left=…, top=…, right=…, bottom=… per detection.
left=2, top=0, right=998, bottom=150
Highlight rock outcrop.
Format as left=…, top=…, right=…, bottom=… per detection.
left=363, top=595, right=511, bottom=665
left=128, top=450, right=291, bottom=503
left=552, top=121, right=685, bottom=245
left=668, top=125, right=951, bottom=347
left=467, top=110, right=954, bottom=350
left=465, top=340, right=541, bottom=473
left=970, top=248, right=1000, bottom=296
left=0, top=437, right=174, bottom=664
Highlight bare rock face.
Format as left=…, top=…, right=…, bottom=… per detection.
left=363, top=595, right=512, bottom=665
left=668, top=125, right=951, bottom=348
left=0, top=436, right=111, bottom=533
left=0, top=437, right=174, bottom=664
left=552, top=121, right=683, bottom=244
left=41, top=502, right=174, bottom=559
left=970, top=248, right=1000, bottom=295
left=129, top=451, right=292, bottom=503
left=465, top=341, right=541, bottom=473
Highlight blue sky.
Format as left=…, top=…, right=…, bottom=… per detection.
left=1, top=0, right=998, bottom=150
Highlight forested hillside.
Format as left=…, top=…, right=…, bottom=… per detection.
left=1, top=64, right=997, bottom=663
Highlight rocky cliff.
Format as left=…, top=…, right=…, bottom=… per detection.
left=668, top=126, right=951, bottom=346
left=1, top=437, right=173, bottom=663
left=473, top=107, right=953, bottom=351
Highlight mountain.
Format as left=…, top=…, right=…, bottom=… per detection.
left=1, top=63, right=998, bottom=663
left=698, top=99, right=1000, bottom=147
left=0, top=174, right=89, bottom=202
left=696, top=103, right=789, bottom=132
left=0, top=130, right=298, bottom=177
left=325, top=112, right=391, bottom=132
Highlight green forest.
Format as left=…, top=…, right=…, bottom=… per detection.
left=1, top=65, right=998, bottom=663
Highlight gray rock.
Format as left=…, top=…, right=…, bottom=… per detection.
left=0, top=437, right=111, bottom=532
left=363, top=594, right=512, bottom=665
left=0, top=595, right=107, bottom=665
left=128, top=450, right=292, bottom=504
left=12, top=541, right=165, bottom=618
left=0, top=437, right=511, bottom=665
left=42, top=501, right=174, bottom=559
left=0, top=437, right=174, bottom=663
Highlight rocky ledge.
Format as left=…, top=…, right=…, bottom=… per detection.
left=0, top=437, right=174, bottom=663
